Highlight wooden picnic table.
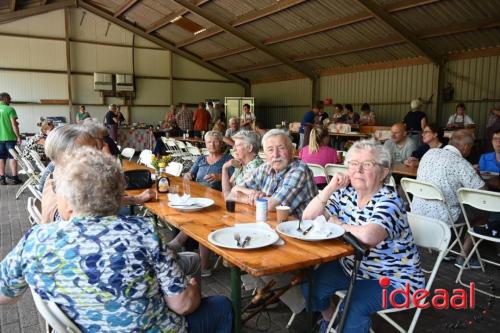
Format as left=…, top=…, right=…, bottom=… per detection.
left=391, top=164, right=418, bottom=177
left=123, top=160, right=353, bottom=332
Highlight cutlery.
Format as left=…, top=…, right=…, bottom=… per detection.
left=170, top=203, right=202, bottom=207
left=241, top=236, right=251, bottom=248
left=234, top=233, right=241, bottom=247
left=296, top=218, right=303, bottom=232
left=302, top=225, right=313, bottom=236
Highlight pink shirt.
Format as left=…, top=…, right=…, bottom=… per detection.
left=299, top=145, right=338, bottom=184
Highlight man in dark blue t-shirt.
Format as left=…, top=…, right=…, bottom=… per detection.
left=299, top=102, right=322, bottom=148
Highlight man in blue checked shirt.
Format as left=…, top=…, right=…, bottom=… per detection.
left=230, top=129, right=318, bottom=217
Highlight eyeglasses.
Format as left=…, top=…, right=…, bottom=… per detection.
left=347, top=160, right=380, bottom=170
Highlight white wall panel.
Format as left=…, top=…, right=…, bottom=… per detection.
left=0, top=10, right=64, bottom=38
left=134, top=49, right=170, bottom=77
left=134, top=36, right=162, bottom=49
left=0, top=36, right=66, bottom=70
left=129, top=107, right=168, bottom=124
left=172, top=54, right=227, bottom=80
left=173, top=81, right=244, bottom=104
left=71, top=74, right=102, bottom=104
left=0, top=71, right=67, bottom=102
left=134, top=79, right=171, bottom=105
left=70, top=42, right=132, bottom=73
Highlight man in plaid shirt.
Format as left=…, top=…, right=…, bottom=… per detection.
left=176, top=103, right=193, bottom=134
left=231, top=129, right=317, bottom=217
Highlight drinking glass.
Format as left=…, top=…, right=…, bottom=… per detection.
left=183, top=177, right=191, bottom=196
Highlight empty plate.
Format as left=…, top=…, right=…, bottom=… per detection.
left=208, top=226, right=279, bottom=250
left=276, top=220, right=344, bottom=241
left=168, top=198, right=214, bottom=212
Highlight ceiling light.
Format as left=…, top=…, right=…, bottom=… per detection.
left=194, top=28, right=207, bottom=35
left=170, top=16, right=182, bottom=23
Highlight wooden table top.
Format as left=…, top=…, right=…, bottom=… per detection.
left=123, top=161, right=353, bottom=277
left=391, top=164, right=418, bottom=177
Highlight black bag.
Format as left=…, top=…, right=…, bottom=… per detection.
left=124, top=169, right=153, bottom=190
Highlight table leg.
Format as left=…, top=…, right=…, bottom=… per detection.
left=231, top=266, right=242, bottom=333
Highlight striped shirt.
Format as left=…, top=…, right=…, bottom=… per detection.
left=326, top=185, right=425, bottom=293
left=244, top=159, right=318, bottom=217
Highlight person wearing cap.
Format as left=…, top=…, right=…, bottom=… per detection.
left=403, top=98, right=427, bottom=146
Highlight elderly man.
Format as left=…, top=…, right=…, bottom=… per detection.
left=230, top=129, right=317, bottom=217
left=104, top=104, right=125, bottom=141
left=177, top=103, right=193, bottom=136
left=403, top=99, right=427, bottom=146
left=412, top=129, right=485, bottom=268
left=383, top=123, right=417, bottom=164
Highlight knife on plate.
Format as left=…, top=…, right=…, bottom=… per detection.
left=302, top=225, right=313, bottom=236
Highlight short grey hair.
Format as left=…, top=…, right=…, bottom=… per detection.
left=44, top=125, right=95, bottom=163
left=229, top=117, right=238, bottom=125
left=449, top=129, right=474, bottom=147
left=55, top=147, right=124, bottom=216
left=204, top=130, right=224, bottom=142
left=82, top=121, right=109, bottom=138
left=232, top=130, right=260, bottom=154
left=261, top=129, right=293, bottom=151
left=345, top=139, right=392, bottom=172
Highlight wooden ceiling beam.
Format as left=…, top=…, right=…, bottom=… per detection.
left=175, top=26, right=222, bottom=48
left=0, top=0, right=75, bottom=24
left=41, top=0, right=48, bottom=5
left=204, top=0, right=439, bottom=61
left=9, top=0, right=16, bottom=12
left=418, top=18, right=500, bottom=39
left=113, top=0, right=139, bottom=17
left=77, top=0, right=249, bottom=88
left=356, top=0, right=442, bottom=64
left=172, top=0, right=316, bottom=79
left=229, top=61, right=281, bottom=74
left=145, top=0, right=210, bottom=34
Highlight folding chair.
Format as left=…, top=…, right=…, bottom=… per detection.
left=456, top=188, right=500, bottom=298
left=137, top=149, right=153, bottom=168
left=401, top=177, right=466, bottom=259
left=120, top=147, right=135, bottom=161
left=26, top=197, right=42, bottom=225
left=31, top=287, right=82, bottom=333
left=187, top=146, right=202, bottom=163
left=29, top=150, right=46, bottom=173
left=306, top=163, right=327, bottom=180
left=164, top=139, right=184, bottom=162
left=328, top=212, right=451, bottom=333
left=7, top=146, right=27, bottom=175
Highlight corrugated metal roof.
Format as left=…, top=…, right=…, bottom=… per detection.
left=67, top=0, right=500, bottom=82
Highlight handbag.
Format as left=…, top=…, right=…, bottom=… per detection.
left=124, top=169, right=153, bottom=190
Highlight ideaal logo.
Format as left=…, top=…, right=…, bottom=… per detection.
left=379, top=277, right=475, bottom=310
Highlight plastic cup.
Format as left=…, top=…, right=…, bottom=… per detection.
left=276, top=205, right=290, bottom=223
left=169, top=185, right=179, bottom=194
left=183, top=177, right=191, bottom=196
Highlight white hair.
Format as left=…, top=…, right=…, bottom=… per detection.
left=44, top=125, right=94, bottom=163
left=344, top=139, right=392, bottom=181
left=55, top=147, right=124, bottom=216
left=261, top=129, right=293, bottom=151
left=232, top=130, right=260, bottom=154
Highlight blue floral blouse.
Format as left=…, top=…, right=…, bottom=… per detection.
left=0, top=215, right=188, bottom=333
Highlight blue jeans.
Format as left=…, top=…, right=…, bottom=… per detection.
left=186, top=296, right=233, bottom=333
left=301, top=261, right=403, bottom=333
left=0, top=141, right=16, bottom=160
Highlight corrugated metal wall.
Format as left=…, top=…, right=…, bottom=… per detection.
left=251, top=78, right=312, bottom=127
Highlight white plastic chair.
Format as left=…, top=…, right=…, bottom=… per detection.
left=258, top=151, right=266, bottom=159
left=26, top=197, right=42, bottom=225
left=328, top=212, right=451, bottom=333
left=401, top=177, right=466, bottom=259
left=31, top=288, right=82, bottom=333
left=325, top=163, right=348, bottom=181
left=7, top=146, right=27, bottom=175
left=121, top=147, right=135, bottom=161
left=306, top=163, right=327, bottom=179
left=456, top=188, right=500, bottom=298
left=164, top=162, right=183, bottom=177
left=29, top=150, right=46, bottom=173
left=137, top=149, right=153, bottom=168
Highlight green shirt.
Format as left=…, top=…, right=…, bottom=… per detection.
left=0, top=102, right=17, bottom=141
left=231, top=156, right=263, bottom=186
left=76, top=111, right=91, bottom=121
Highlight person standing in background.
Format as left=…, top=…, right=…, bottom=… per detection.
left=0, top=93, right=22, bottom=185
left=76, top=105, right=91, bottom=124
left=207, top=102, right=220, bottom=129
left=299, top=102, right=321, bottom=149
left=403, top=98, right=427, bottom=146
left=104, top=104, right=124, bottom=142
left=193, top=102, right=211, bottom=138
left=177, top=103, right=193, bottom=136
left=240, top=103, right=255, bottom=131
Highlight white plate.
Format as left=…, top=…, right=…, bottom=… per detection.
left=208, top=226, right=279, bottom=250
left=168, top=198, right=214, bottom=212
left=276, top=220, right=345, bottom=241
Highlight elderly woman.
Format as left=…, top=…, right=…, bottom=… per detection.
left=225, top=118, right=239, bottom=137
left=40, top=125, right=154, bottom=224
left=404, top=123, right=445, bottom=168
left=221, top=130, right=263, bottom=198
left=0, top=148, right=232, bottom=333
left=184, top=131, right=232, bottom=191
left=302, top=139, right=424, bottom=333
left=21, top=120, right=54, bottom=161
